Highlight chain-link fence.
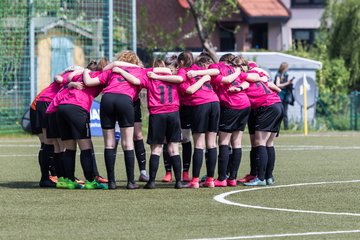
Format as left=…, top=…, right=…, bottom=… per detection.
left=0, top=0, right=135, bottom=133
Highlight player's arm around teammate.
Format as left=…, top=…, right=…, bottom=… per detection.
left=177, top=53, right=220, bottom=189
left=83, top=50, right=145, bottom=190
left=140, top=59, right=184, bottom=189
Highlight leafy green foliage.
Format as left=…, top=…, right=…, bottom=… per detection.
left=324, top=0, right=360, bottom=90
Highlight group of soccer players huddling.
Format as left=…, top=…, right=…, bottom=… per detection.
left=30, top=49, right=284, bottom=190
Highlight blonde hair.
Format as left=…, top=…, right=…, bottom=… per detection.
left=115, top=50, right=142, bottom=66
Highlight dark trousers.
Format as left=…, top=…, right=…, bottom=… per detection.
left=282, top=101, right=288, bottom=130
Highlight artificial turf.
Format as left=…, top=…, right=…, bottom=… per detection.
left=0, top=132, right=360, bottom=239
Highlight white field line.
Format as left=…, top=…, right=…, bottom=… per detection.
left=188, top=229, right=360, bottom=240
left=214, top=180, right=360, bottom=217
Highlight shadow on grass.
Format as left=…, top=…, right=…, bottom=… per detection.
left=0, top=181, right=188, bottom=190
left=0, top=181, right=40, bottom=189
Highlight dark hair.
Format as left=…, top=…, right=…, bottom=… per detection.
left=177, top=50, right=194, bottom=68
left=86, top=60, right=98, bottom=71
left=219, top=53, right=235, bottom=64
left=165, top=55, right=178, bottom=68
left=231, top=56, right=249, bottom=72
left=96, top=57, right=108, bottom=71
left=195, top=54, right=214, bottom=68
left=153, top=59, right=165, bottom=67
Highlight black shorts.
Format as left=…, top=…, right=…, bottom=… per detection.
left=57, top=104, right=91, bottom=140
left=133, top=98, right=142, bottom=123
left=100, top=93, right=134, bottom=129
left=30, top=107, right=42, bottom=135
left=247, top=109, right=256, bottom=135
left=34, top=101, right=50, bottom=130
left=249, top=102, right=284, bottom=134
left=147, top=111, right=181, bottom=145
left=179, top=105, right=192, bottom=129
left=219, top=106, right=250, bottom=133
left=190, top=102, right=220, bottom=134
left=46, top=112, right=61, bottom=139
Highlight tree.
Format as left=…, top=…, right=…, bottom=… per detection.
left=185, top=0, right=239, bottom=62
left=323, top=0, right=360, bottom=89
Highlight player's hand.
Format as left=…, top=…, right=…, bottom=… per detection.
left=202, top=75, right=211, bottom=82
left=147, top=72, right=158, bottom=79
left=228, top=86, right=241, bottom=92
left=68, top=82, right=84, bottom=90
left=234, top=67, right=241, bottom=74
left=112, top=67, right=122, bottom=73
left=187, top=70, right=197, bottom=78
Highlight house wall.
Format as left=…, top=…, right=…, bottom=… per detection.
left=281, top=0, right=324, bottom=50
left=36, top=30, right=86, bottom=93
left=268, top=22, right=282, bottom=51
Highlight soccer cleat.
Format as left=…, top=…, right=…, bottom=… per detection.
left=174, top=181, right=184, bottom=189
left=95, top=175, right=108, bottom=184
left=200, top=177, right=215, bottom=188
left=214, top=179, right=227, bottom=187
left=66, top=179, right=84, bottom=189
left=126, top=181, right=139, bottom=190
left=75, top=177, right=85, bottom=185
left=85, top=180, right=108, bottom=190
left=39, top=179, right=56, bottom=188
left=243, top=178, right=267, bottom=186
left=56, top=177, right=68, bottom=189
left=108, top=181, right=117, bottom=190
left=162, top=172, right=172, bottom=182
left=49, top=175, right=58, bottom=183
left=144, top=181, right=156, bottom=189
left=138, top=173, right=150, bottom=182
left=237, top=174, right=257, bottom=183
left=227, top=179, right=237, bottom=187
left=182, top=171, right=191, bottom=182
left=266, top=177, right=275, bottom=185
left=185, top=178, right=199, bottom=189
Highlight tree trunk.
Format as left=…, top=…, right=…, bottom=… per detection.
left=186, top=0, right=218, bottom=62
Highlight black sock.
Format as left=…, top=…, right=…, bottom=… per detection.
left=49, top=152, right=56, bottom=176
left=92, top=148, right=100, bottom=176
left=218, top=145, right=229, bottom=181
left=163, top=144, right=171, bottom=172
left=54, top=152, right=64, bottom=178
left=265, top=146, right=275, bottom=179
left=80, top=149, right=94, bottom=182
left=40, top=144, right=54, bottom=181
left=182, top=142, right=192, bottom=172
left=250, top=147, right=257, bottom=176
left=63, top=149, right=76, bottom=181
left=171, top=155, right=182, bottom=181
left=229, top=148, right=242, bottom=180
left=124, top=150, right=135, bottom=183
left=149, top=154, right=160, bottom=181
left=227, top=146, right=233, bottom=176
left=134, top=139, right=146, bottom=171
left=206, top=148, right=217, bottom=178
left=38, top=142, right=44, bottom=167
left=104, top=148, right=116, bottom=182
left=192, top=148, right=203, bottom=178
left=255, top=146, right=268, bottom=181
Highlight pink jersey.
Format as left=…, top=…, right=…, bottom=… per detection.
left=38, top=72, right=71, bottom=102
left=246, top=80, right=281, bottom=110
left=209, top=63, right=250, bottom=110
left=99, top=67, right=147, bottom=101
left=144, top=68, right=180, bottom=115
left=178, top=64, right=219, bottom=106
left=58, top=71, right=103, bottom=112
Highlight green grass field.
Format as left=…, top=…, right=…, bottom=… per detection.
left=1, top=132, right=360, bottom=240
